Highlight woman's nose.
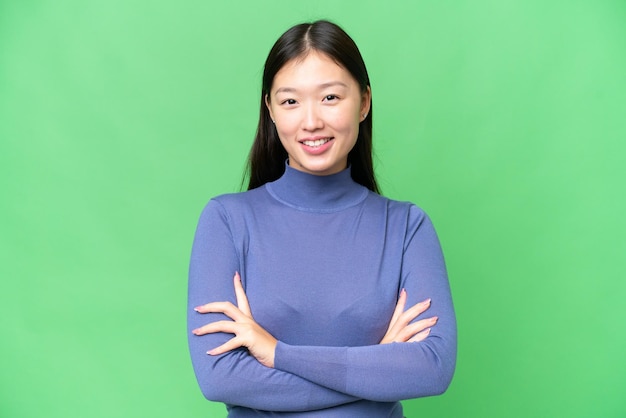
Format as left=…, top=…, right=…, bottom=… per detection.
left=302, top=104, right=323, bottom=131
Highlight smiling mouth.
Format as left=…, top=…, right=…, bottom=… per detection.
left=301, top=138, right=332, bottom=147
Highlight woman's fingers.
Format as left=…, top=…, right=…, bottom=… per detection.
left=233, top=272, right=251, bottom=316
left=192, top=320, right=240, bottom=336
left=192, top=271, right=278, bottom=367
left=395, top=316, right=438, bottom=342
left=197, top=312, right=277, bottom=367
left=194, top=272, right=251, bottom=317
left=386, top=288, right=407, bottom=333
left=207, top=336, right=243, bottom=356
left=384, top=298, right=431, bottom=341
left=401, top=298, right=431, bottom=325
left=194, top=301, right=248, bottom=322
left=408, top=328, right=431, bottom=343
left=380, top=292, right=436, bottom=344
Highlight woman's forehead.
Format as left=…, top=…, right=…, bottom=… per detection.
left=272, top=51, right=355, bottom=92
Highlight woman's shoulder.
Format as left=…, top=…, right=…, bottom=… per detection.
left=199, top=186, right=270, bottom=217
left=370, top=193, right=441, bottom=239
left=206, top=186, right=267, bottom=209
left=212, top=186, right=266, bottom=204
left=369, top=194, right=440, bottom=243
left=368, top=192, right=428, bottom=220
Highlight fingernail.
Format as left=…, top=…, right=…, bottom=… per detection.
left=422, top=298, right=431, bottom=305
left=431, top=316, right=438, bottom=323
left=194, top=306, right=201, bottom=312
left=207, top=350, right=216, bottom=355
left=192, top=329, right=199, bottom=335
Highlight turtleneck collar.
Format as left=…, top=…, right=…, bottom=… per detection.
left=265, top=163, right=369, bottom=213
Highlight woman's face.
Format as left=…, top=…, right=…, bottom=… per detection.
left=266, top=51, right=371, bottom=176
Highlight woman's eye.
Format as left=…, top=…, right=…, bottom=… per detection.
left=282, top=99, right=297, bottom=105
left=324, top=95, right=338, bottom=101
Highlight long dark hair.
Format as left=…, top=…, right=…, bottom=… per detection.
left=245, top=20, right=379, bottom=193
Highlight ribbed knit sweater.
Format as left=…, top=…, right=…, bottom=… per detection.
left=188, top=165, right=457, bottom=417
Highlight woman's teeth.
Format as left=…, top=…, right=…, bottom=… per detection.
left=302, top=138, right=331, bottom=147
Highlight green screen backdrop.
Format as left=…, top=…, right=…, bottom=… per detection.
left=1, top=1, right=625, bottom=417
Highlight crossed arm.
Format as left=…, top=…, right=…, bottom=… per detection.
left=187, top=200, right=456, bottom=411
left=193, top=272, right=437, bottom=368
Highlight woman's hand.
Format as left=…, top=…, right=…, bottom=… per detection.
left=192, top=272, right=278, bottom=368
left=380, top=289, right=438, bottom=344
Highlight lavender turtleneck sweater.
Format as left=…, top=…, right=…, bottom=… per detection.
left=188, top=165, right=456, bottom=417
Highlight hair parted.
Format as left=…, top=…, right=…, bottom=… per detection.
left=245, top=20, right=379, bottom=193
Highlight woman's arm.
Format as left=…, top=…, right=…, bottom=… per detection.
left=271, top=208, right=457, bottom=401
left=193, top=203, right=457, bottom=402
left=187, top=200, right=359, bottom=412
left=195, top=276, right=437, bottom=367
left=197, top=278, right=447, bottom=403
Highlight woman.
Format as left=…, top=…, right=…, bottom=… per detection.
left=188, top=20, right=456, bottom=417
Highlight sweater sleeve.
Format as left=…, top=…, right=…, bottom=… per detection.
left=187, top=200, right=359, bottom=411
left=273, top=206, right=457, bottom=401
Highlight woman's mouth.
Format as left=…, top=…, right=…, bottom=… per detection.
left=299, top=137, right=334, bottom=155
left=300, top=137, right=332, bottom=147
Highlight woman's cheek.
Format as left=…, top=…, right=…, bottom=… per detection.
left=280, top=112, right=301, bottom=134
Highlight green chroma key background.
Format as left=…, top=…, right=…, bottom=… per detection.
left=1, top=1, right=625, bottom=416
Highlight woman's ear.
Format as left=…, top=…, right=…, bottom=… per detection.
left=265, top=94, right=275, bottom=123
left=360, top=86, right=371, bottom=121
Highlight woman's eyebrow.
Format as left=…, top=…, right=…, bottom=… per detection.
left=275, top=87, right=297, bottom=94
left=318, top=81, right=348, bottom=89
left=274, top=81, right=349, bottom=94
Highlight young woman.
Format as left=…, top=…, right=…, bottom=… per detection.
left=188, top=20, right=457, bottom=417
